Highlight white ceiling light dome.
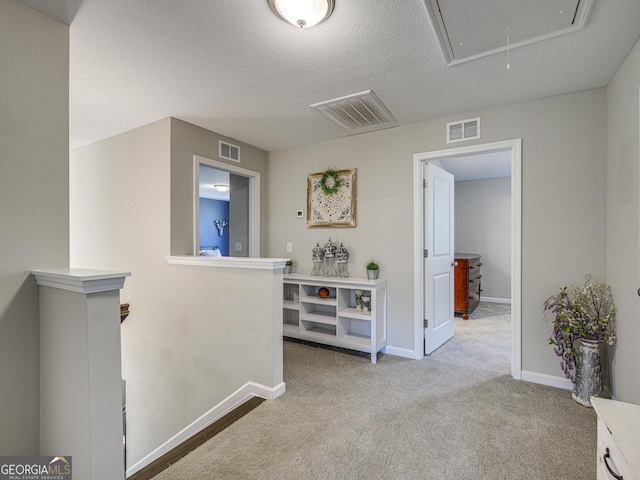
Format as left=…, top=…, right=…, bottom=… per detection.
left=268, top=0, right=334, bottom=28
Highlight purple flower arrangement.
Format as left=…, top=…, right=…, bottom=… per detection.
left=543, top=275, right=617, bottom=382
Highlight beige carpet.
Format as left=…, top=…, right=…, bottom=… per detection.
left=152, top=302, right=596, bottom=479
left=430, top=302, right=512, bottom=374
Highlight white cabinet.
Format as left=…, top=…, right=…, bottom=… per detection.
left=283, top=274, right=387, bottom=363
left=592, top=396, right=640, bottom=480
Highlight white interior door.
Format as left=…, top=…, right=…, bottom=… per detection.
left=424, top=163, right=455, bottom=354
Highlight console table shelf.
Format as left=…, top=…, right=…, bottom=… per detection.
left=283, top=274, right=387, bottom=363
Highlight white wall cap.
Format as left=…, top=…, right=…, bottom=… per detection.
left=32, top=268, right=131, bottom=294
left=166, top=256, right=288, bottom=270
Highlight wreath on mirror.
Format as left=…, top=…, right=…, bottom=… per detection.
left=320, top=168, right=343, bottom=195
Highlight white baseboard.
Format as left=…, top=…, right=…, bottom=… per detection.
left=249, top=381, right=286, bottom=400
left=383, top=345, right=419, bottom=359
left=521, top=370, right=573, bottom=390
left=126, top=380, right=286, bottom=477
left=481, top=297, right=511, bottom=304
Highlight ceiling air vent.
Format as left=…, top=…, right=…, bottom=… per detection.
left=219, top=140, right=240, bottom=163
left=311, top=90, right=396, bottom=132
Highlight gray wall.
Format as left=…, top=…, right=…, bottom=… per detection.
left=455, top=177, right=511, bottom=301
left=0, top=0, right=69, bottom=455
left=606, top=36, right=640, bottom=404
left=229, top=174, right=250, bottom=256
left=267, top=87, right=608, bottom=381
left=199, top=198, right=229, bottom=254
left=169, top=118, right=268, bottom=255
left=70, top=118, right=277, bottom=469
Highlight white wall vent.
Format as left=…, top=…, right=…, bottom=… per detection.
left=219, top=140, right=240, bottom=163
left=446, top=118, right=480, bottom=144
left=311, top=90, right=396, bottom=132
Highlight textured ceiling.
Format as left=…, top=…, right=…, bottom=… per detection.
left=199, top=165, right=230, bottom=201
left=427, top=0, right=593, bottom=64
left=19, top=0, right=640, bottom=152
left=439, top=151, right=512, bottom=182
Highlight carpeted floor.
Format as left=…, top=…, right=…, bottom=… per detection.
left=430, top=301, right=512, bottom=374
left=152, top=302, right=596, bottom=480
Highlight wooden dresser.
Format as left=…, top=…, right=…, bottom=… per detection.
left=592, top=396, right=640, bottom=480
left=454, top=253, right=482, bottom=319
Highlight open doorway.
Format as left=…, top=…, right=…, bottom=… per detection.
left=198, top=165, right=250, bottom=257
left=193, top=155, right=261, bottom=257
left=435, top=155, right=512, bottom=373
left=413, top=139, right=522, bottom=379
left=199, top=165, right=231, bottom=256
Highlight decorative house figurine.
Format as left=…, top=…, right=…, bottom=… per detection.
left=311, top=243, right=324, bottom=276
left=323, top=237, right=337, bottom=276
left=336, top=242, right=349, bottom=277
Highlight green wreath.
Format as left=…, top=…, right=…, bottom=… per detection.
left=320, top=168, right=343, bottom=195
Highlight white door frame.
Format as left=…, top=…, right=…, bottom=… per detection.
left=413, top=139, right=522, bottom=379
left=194, top=155, right=261, bottom=257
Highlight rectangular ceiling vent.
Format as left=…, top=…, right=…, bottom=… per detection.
left=219, top=140, right=240, bottom=163
left=311, top=90, right=397, bottom=131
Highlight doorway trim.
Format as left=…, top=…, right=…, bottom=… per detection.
left=413, top=138, right=522, bottom=379
left=194, top=155, right=261, bottom=257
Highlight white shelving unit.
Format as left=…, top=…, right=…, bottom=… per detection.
left=283, top=273, right=387, bottom=363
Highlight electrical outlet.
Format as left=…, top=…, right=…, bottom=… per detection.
left=286, top=242, right=292, bottom=252
left=234, top=242, right=242, bottom=251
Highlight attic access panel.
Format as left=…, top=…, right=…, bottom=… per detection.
left=424, top=0, right=593, bottom=65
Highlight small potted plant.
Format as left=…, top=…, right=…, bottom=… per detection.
left=284, top=259, right=293, bottom=275
left=365, top=260, right=379, bottom=280
left=543, top=275, right=617, bottom=406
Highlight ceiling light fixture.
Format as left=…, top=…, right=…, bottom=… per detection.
left=268, top=0, right=334, bottom=28
left=214, top=184, right=230, bottom=192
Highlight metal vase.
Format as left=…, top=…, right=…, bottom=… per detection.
left=572, top=339, right=604, bottom=407
left=367, top=269, right=378, bottom=280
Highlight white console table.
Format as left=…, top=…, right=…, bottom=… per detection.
left=283, top=274, right=387, bottom=363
